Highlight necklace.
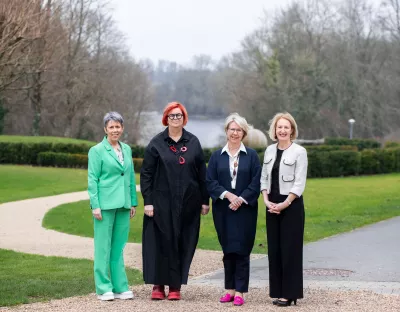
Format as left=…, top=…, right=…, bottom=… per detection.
left=167, top=138, right=188, bottom=164
left=231, top=153, right=240, bottom=181
left=278, top=142, right=293, bottom=150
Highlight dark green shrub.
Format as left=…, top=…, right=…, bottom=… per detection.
left=360, top=149, right=380, bottom=174
left=0, top=142, right=91, bottom=165
left=305, top=145, right=358, bottom=152
left=133, top=158, right=143, bottom=173
left=325, top=137, right=381, bottom=150
left=384, top=141, right=400, bottom=148
left=307, top=151, right=331, bottom=178
left=37, top=152, right=88, bottom=168
left=130, top=145, right=145, bottom=158
left=327, top=150, right=360, bottom=177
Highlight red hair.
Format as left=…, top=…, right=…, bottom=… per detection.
left=162, top=102, right=188, bottom=126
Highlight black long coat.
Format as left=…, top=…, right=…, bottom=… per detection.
left=140, top=127, right=209, bottom=288
left=206, top=147, right=261, bottom=256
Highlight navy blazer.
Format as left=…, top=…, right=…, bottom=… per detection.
left=207, top=147, right=261, bottom=207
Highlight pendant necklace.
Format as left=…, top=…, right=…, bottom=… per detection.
left=167, top=138, right=188, bottom=165
left=232, top=153, right=240, bottom=181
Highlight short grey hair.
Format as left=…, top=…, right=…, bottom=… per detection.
left=224, top=113, right=250, bottom=139
left=103, top=111, right=124, bottom=128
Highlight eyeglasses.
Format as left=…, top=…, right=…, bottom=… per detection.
left=228, top=128, right=243, bottom=133
left=168, top=113, right=183, bottom=120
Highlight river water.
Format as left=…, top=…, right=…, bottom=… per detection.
left=137, top=111, right=226, bottom=148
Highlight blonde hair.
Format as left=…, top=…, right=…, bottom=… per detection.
left=224, top=113, right=250, bottom=140
left=268, top=112, right=298, bottom=141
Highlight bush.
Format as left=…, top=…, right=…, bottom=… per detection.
left=203, top=147, right=218, bottom=163
left=37, top=152, right=144, bottom=173
left=37, top=152, right=88, bottom=168
left=379, top=148, right=400, bottom=173
left=133, top=158, right=143, bottom=173
left=0, top=141, right=146, bottom=166
left=0, top=142, right=91, bottom=165
left=306, top=150, right=360, bottom=178
left=325, top=137, right=381, bottom=150
left=0, top=142, right=53, bottom=164
left=360, top=149, right=381, bottom=174
left=131, top=145, right=145, bottom=158
left=384, top=141, right=400, bottom=148
left=305, top=145, right=358, bottom=152
left=393, top=148, right=400, bottom=172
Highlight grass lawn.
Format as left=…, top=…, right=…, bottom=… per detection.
left=0, top=249, right=142, bottom=307
left=0, top=165, right=143, bottom=306
left=0, top=135, right=95, bottom=145
left=43, top=174, right=400, bottom=254
left=0, top=165, right=139, bottom=204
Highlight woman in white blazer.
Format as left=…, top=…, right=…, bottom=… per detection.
left=260, top=112, right=308, bottom=307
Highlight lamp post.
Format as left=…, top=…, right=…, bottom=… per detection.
left=348, top=119, right=355, bottom=139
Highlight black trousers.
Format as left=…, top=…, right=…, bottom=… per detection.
left=223, top=253, right=250, bottom=293
left=266, top=194, right=304, bottom=299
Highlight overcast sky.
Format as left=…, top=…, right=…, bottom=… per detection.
left=111, top=0, right=292, bottom=65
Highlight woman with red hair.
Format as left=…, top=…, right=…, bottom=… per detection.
left=140, top=102, right=210, bottom=301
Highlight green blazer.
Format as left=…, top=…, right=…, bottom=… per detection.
left=88, top=136, right=138, bottom=210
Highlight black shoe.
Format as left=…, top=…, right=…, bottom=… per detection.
left=272, top=299, right=279, bottom=305
left=276, top=298, right=297, bottom=307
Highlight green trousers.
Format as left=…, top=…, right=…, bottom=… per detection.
left=93, top=208, right=130, bottom=294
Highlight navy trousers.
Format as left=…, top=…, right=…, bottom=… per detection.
left=223, top=253, right=250, bottom=292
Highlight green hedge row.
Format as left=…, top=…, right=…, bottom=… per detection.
left=258, top=148, right=400, bottom=178
left=37, top=152, right=88, bottom=168
left=0, top=141, right=223, bottom=164
left=10, top=146, right=400, bottom=178
left=307, top=148, right=400, bottom=177
left=0, top=142, right=92, bottom=165
left=0, top=141, right=214, bottom=163
left=2, top=141, right=400, bottom=178
left=324, top=137, right=381, bottom=150
left=384, top=141, right=400, bottom=148
left=36, top=152, right=143, bottom=173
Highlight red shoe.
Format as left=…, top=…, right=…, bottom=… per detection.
left=151, top=285, right=166, bottom=300
left=167, top=287, right=181, bottom=300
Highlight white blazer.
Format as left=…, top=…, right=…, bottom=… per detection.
left=260, top=142, right=308, bottom=197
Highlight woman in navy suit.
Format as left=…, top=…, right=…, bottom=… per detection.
left=206, top=113, right=261, bottom=306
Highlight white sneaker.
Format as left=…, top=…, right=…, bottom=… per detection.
left=114, top=290, right=134, bottom=300
left=97, top=291, right=114, bottom=301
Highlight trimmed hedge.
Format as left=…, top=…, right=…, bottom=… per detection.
left=384, top=141, right=400, bottom=148
left=324, top=137, right=381, bottom=150
left=131, top=145, right=146, bottom=158
left=307, top=150, right=360, bottom=178
left=37, top=152, right=88, bottom=168
left=132, top=158, right=143, bottom=173
left=259, top=147, right=400, bottom=178
left=305, top=145, right=358, bottom=152
left=36, top=152, right=143, bottom=173
left=0, top=142, right=93, bottom=165
left=2, top=140, right=400, bottom=178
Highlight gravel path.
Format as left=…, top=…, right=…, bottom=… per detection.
left=1, top=192, right=399, bottom=311
left=1, top=285, right=399, bottom=312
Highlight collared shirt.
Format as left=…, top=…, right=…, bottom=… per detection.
left=113, top=143, right=124, bottom=166
left=219, top=142, right=248, bottom=204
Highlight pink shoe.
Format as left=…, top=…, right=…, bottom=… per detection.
left=233, top=296, right=245, bottom=306
left=220, top=293, right=234, bottom=303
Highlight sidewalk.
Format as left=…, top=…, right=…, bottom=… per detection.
left=190, top=216, right=400, bottom=295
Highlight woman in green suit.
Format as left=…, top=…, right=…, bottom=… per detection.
left=88, top=112, right=138, bottom=301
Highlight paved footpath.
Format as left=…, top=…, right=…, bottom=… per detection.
left=191, top=216, right=400, bottom=295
